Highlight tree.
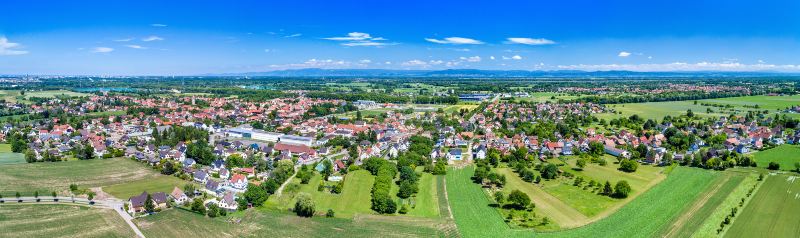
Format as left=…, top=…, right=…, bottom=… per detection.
left=321, top=159, right=334, bottom=180
left=494, top=191, right=505, bottom=204
left=82, top=142, right=95, bottom=160
left=397, top=180, right=418, bottom=198
left=541, top=163, right=559, bottom=179
left=326, top=209, right=335, bottom=218
left=191, top=198, right=206, bottom=215
left=144, top=194, right=155, bottom=213
left=161, top=162, right=176, bottom=175
left=25, top=149, right=37, bottom=163
left=602, top=181, right=614, bottom=196
left=613, top=180, right=632, bottom=198
left=619, top=159, right=639, bottom=172
left=87, top=193, right=94, bottom=201
left=768, top=162, right=780, bottom=170
left=207, top=203, right=220, bottom=217
left=576, top=158, right=587, bottom=170
left=243, top=184, right=269, bottom=207
left=294, top=192, right=315, bottom=217
left=507, top=190, right=531, bottom=209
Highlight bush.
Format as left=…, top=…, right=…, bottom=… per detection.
left=294, top=193, right=315, bottom=217
left=613, top=180, right=632, bottom=198
left=326, top=209, right=335, bottom=217
left=767, top=162, right=780, bottom=170
left=619, top=159, right=639, bottom=172
left=507, top=189, right=531, bottom=209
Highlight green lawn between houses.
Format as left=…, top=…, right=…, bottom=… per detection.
left=0, top=157, right=163, bottom=197
left=136, top=207, right=448, bottom=238
left=446, top=165, right=721, bottom=238
left=0, top=204, right=134, bottom=238
left=103, top=175, right=189, bottom=199
left=725, top=173, right=800, bottom=238
left=752, top=144, right=800, bottom=171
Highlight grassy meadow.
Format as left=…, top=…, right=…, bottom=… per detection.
left=752, top=145, right=800, bottom=171
left=597, top=94, right=800, bottom=120
left=103, top=175, right=188, bottom=199
left=0, top=144, right=25, bottom=165
left=0, top=204, right=134, bottom=238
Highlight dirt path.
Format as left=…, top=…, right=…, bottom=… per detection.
left=661, top=175, right=730, bottom=238
left=275, top=167, right=299, bottom=197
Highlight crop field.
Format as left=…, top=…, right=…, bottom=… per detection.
left=513, top=92, right=582, bottom=103
left=136, top=207, right=448, bottom=238
left=657, top=172, right=746, bottom=238
left=597, top=95, right=800, bottom=120
left=406, top=172, right=441, bottom=218
left=752, top=145, right=800, bottom=171
left=725, top=174, right=800, bottom=238
left=692, top=171, right=761, bottom=238
left=447, top=166, right=720, bottom=238
left=0, top=144, right=25, bottom=165
left=103, top=175, right=188, bottom=199
left=0, top=157, right=162, bottom=196
left=0, top=204, right=134, bottom=238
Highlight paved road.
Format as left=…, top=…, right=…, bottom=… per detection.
left=0, top=196, right=145, bottom=238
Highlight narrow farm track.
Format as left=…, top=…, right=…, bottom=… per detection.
left=661, top=175, right=731, bottom=238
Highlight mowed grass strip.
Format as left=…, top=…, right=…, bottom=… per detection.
left=265, top=170, right=375, bottom=218
left=693, top=171, right=761, bottom=238
left=0, top=204, right=134, bottom=238
left=725, top=174, right=800, bottom=238
left=659, top=172, right=746, bottom=238
left=406, top=172, right=441, bottom=218
left=446, top=166, right=513, bottom=238
left=752, top=145, right=800, bottom=171
left=137, top=207, right=445, bottom=238
left=103, top=175, right=188, bottom=199
left=0, top=157, right=161, bottom=196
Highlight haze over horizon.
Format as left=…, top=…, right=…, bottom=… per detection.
left=1, top=0, right=799, bottom=75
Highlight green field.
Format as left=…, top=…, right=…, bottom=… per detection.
left=103, top=175, right=188, bottom=199
left=0, top=204, right=134, bottom=237
left=725, top=174, right=800, bottom=238
left=447, top=166, right=721, bottom=238
left=0, top=157, right=162, bottom=196
left=598, top=95, right=800, bottom=120
left=137, top=207, right=448, bottom=238
left=24, top=90, right=91, bottom=99
left=752, top=145, right=800, bottom=171
left=0, top=144, right=25, bottom=165
left=692, top=171, right=761, bottom=238
left=658, top=171, right=746, bottom=237
left=496, top=167, right=587, bottom=229
left=266, top=169, right=440, bottom=219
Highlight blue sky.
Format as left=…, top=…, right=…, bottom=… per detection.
left=1, top=0, right=799, bottom=75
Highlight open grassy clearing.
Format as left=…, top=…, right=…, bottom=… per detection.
left=103, top=175, right=188, bottom=199
left=137, top=207, right=448, bottom=238
left=265, top=170, right=375, bottom=218
left=406, top=172, right=441, bottom=218
left=511, top=92, right=582, bottom=103
left=447, top=166, right=720, bottom=238
left=443, top=104, right=478, bottom=114
left=597, top=95, right=800, bottom=120
left=0, top=144, right=25, bottom=165
left=0, top=157, right=162, bottom=196
left=659, top=171, right=746, bottom=238
left=496, top=167, right=587, bottom=229
left=0, top=204, right=134, bottom=238
left=725, top=173, right=800, bottom=238
left=24, top=90, right=92, bottom=99
left=752, top=144, right=800, bottom=171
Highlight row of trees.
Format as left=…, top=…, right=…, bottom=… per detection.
left=364, top=158, right=398, bottom=214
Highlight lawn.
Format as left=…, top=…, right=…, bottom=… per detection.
left=0, top=157, right=162, bottom=197
left=692, top=171, right=761, bottom=238
left=496, top=167, right=588, bottom=229
left=725, top=173, right=800, bottom=238
left=23, top=90, right=92, bottom=99
left=447, top=166, right=721, bottom=238
left=752, top=145, right=800, bottom=171
left=405, top=172, right=441, bottom=218
left=0, top=144, right=25, bottom=165
left=0, top=204, right=134, bottom=237
left=137, top=207, right=448, bottom=238
left=103, top=175, right=188, bottom=199
left=443, top=104, right=478, bottom=114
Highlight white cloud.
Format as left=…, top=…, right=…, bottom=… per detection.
left=284, top=33, right=302, bottom=38
left=113, top=38, right=134, bottom=42
left=506, top=37, right=555, bottom=45
left=555, top=62, right=800, bottom=72
left=151, top=23, right=168, bottom=27
left=402, top=60, right=428, bottom=67
left=618, top=51, right=631, bottom=57
left=359, top=59, right=372, bottom=64
left=324, top=32, right=395, bottom=47
left=425, top=37, right=484, bottom=45
left=92, top=47, right=114, bottom=53
left=0, top=37, right=29, bottom=55
left=125, top=45, right=147, bottom=49
left=459, top=56, right=482, bottom=62
left=142, top=36, right=164, bottom=42
left=511, top=55, right=523, bottom=60
left=490, top=56, right=496, bottom=60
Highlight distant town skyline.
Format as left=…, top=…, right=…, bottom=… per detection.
left=1, top=0, right=799, bottom=75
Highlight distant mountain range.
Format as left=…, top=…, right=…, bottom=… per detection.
left=207, top=68, right=800, bottom=78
